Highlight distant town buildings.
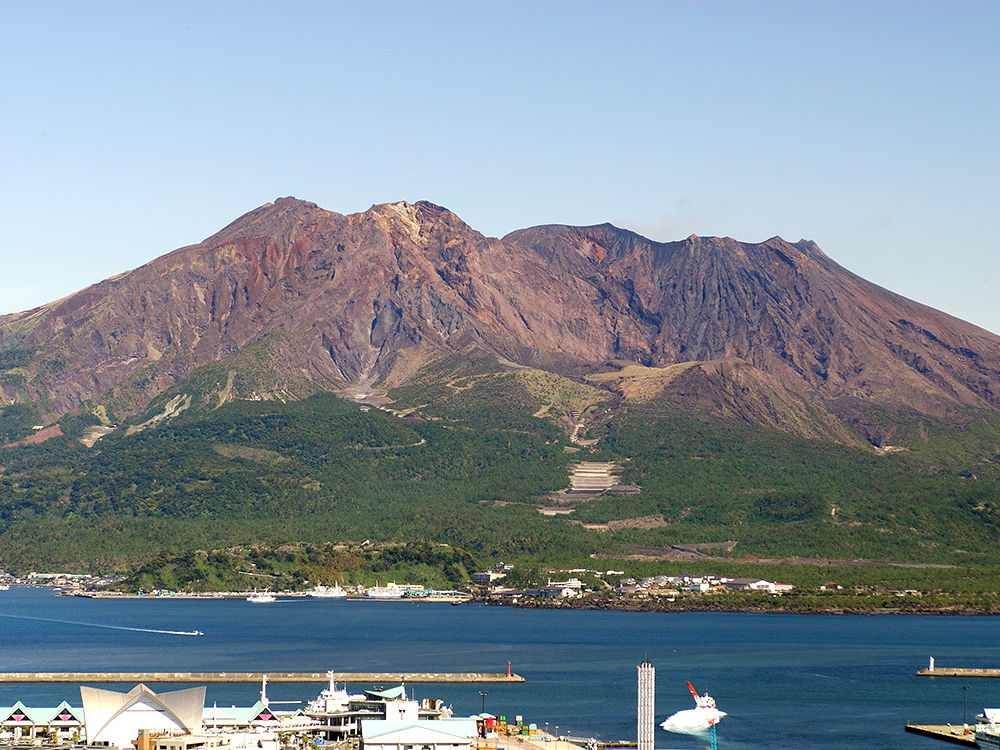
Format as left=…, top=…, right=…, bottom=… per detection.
left=471, top=566, right=794, bottom=602
left=622, top=573, right=793, bottom=596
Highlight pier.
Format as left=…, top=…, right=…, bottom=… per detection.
left=904, top=724, right=977, bottom=746
left=918, top=666, right=1000, bottom=678
left=477, top=738, right=595, bottom=750
left=917, top=656, right=1000, bottom=678
left=0, top=671, right=524, bottom=684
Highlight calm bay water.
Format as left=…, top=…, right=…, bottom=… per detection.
left=1, top=587, right=998, bottom=749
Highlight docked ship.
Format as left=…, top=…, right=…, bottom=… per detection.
left=366, top=582, right=406, bottom=599
left=977, top=709, right=1000, bottom=750
left=308, top=584, right=347, bottom=598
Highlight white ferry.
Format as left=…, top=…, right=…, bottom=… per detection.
left=976, top=709, right=1000, bottom=750
left=308, top=584, right=347, bottom=598
left=247, top=591, right=276, bottom=603
left=366, top=582, right=405, bottom=599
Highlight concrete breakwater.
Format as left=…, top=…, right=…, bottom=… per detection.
left=0, top=671, right=524, bottom=684
left=917, top=666, right=1000, bottom=678
left=917, top=657, right=1000, bottom=678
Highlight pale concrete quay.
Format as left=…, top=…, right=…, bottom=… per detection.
left=477, top=738, right=591, bottom=750
left=904, top=723, right=977, bottom=746
left=0, top=671, right=524, bottom=684
left=917, top=666, right=1000, bottom=678
left=917, top=657, right=1000, bottom=678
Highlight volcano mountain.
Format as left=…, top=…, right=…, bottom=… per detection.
left=3, top=197, right=999, bottom=448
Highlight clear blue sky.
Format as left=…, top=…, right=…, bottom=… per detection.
left=2, top=1, right=998, bottom=333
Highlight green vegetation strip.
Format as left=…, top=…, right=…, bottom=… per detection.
left=3, top=380, right=1000, bottom=605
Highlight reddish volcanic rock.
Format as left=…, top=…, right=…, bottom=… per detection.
left=3, top=197, right=1000, bottom=444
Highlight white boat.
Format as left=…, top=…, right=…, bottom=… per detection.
left=660, top=681, right=726, bottom=736
left=247, top=592, right=276, bottom=603
left=366, top=582, right=405, bottom=599
left=308, top=584, right=347, bottom=598
left=0, top=584, right=10, bottom=591
left=976, top=709, right=1000, bottom=749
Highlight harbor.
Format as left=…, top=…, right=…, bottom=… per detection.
left=0, top=674, right=585, bottom=750
left=5, top=586, right=1000, bottom=750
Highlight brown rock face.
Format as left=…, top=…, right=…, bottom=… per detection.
left=501, top=225, right=1000, bottom=414
left=2, top=197, right=1000, bottom=441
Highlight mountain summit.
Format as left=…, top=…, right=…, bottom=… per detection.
left=3, top=197, right=999, bottom=445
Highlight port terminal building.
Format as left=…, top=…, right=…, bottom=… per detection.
left=2, top=675, right=463, bottom=749
left=1, top=699, right=84, bottom=743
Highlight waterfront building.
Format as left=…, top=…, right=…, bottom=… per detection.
left=472, top=571, right=507, bottom=585
left=135, top=730, right=233, bottom=750
left=305, top=673, right=452, bottom=743
left=304, top=673, right=361, bottom=742
left=1, top=699, right=83, bottom=743
left=2, top=677, right=452, bottom=748
left=81, top=684, right=206, bottom=748
left=527, top=578, right=585, bottom=598
left=201, top=699, right=312, bottom=733
left=361, top=718, right=478, bottom=750
left=722, top=578, right=794, bottom=593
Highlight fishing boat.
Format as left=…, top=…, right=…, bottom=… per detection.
left=308, top=584, right=347, bottom=598
left=246, top=592, right=276, bottom=603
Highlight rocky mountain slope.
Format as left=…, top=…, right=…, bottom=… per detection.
left=3, top=197, right=1000, bottom=446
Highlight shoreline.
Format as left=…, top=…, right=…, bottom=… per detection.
left=467, top=595, right=1000, bottom=616
left=58, top=589, right=471, bottom=603
left=36, top=588, right=1000, bottom=615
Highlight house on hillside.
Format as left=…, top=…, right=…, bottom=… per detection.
left=723, top=578, right=794, bottom=593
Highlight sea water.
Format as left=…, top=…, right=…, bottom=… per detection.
left=1, top=587, right=998, bottom=749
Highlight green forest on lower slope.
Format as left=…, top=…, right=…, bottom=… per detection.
left=575, top=409, right=1000, bottom=567
left=2, top=380, right=1000, bottom=596
left=0, top=392, right=594, bottom=571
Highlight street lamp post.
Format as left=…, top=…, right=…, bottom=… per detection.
left=964, top=685, right=970, bottom=728
left=480, top=691, right=489, bottom=715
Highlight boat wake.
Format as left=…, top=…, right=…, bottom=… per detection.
left=0, top=612, right=204, bottom=636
